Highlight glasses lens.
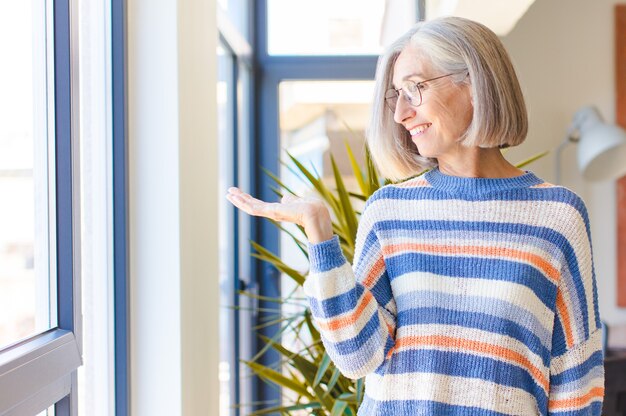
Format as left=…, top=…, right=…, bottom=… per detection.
left=403, top=81, right=421, bottom=107
left=384, top=89, right=398, bottom=111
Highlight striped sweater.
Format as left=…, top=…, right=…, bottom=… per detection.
left=303, top=168, right=604, bottom=415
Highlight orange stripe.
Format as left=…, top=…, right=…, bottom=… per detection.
left=549, top=387, right=605, bottom=409
left=395, top=179, right=430, bottom=188
left=362, top=257, right=386, bottom=288
left=555, top=290, right=575, bottom=348
left=396, top=335, right=549, bottom=391
left=316, top=291, right=375, bottom=332
left=383, top=243, right=559, bottom=283
left=531, top=183, right=555, bottom=188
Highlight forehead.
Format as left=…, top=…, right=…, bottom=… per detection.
left=391, top=46, right=432, bottom=87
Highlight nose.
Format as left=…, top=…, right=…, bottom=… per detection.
left=393, top=93, right=416, bottom=125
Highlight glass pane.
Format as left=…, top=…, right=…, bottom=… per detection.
left=0, top=2, right=56, bottom=349
left=36, top=405, right=55, bottom=416
left=217, top=43, right=235, bottom=416
left=277, top=80, right=374, bottom=408
left=218, top=0, right=249, bottom=41
left=268, top=0, right=385, bottom=55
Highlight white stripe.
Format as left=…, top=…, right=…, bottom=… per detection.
left=364, top=371, right=539, bottom=414
left=303, top=262, right=354, bottom=300
left=550, top=329, right=603, bottom=375
left=393, top=272, right=554, bottom=333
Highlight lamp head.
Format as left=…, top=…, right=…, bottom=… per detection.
left=570, top=106, right=626, bottom=181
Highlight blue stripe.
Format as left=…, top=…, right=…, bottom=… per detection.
left=550, top=366, right=604, bottom=394
left=321, top=326, right=392, bottom=377
left=383, top=349, right=547, bottom=408
left=308, top=285, right=365, bottom=318
left=308, top=235, right=345, bottom=273
left=308, top=278, right=394, bottom=319
left=552, top=314, right=567, bottom=356
left=397, top=307, right=551, bottom=364
left=374, top=220, right=573, bottom=262
left=325, top=310, right=382, bottom=355
left=560, top=252, right=591, bottom=340
left=373, top=181, right=584, bottom=215
left=396, top=291, right=552, bottom=360
left=550, top=351, right=604, bottom=386
left=367, top=274, right=394, bottom=308
left=387, top=253, right=557, bottom=308
left=359, top=396, right=515, bottom=416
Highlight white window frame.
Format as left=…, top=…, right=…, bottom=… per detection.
left=0, top=0, right=83, bottom=413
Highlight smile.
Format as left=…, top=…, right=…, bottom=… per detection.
left=409, top=123, right=432, bottom=136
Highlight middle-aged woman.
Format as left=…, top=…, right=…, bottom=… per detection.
left=227, top=16, right=604, bottom=415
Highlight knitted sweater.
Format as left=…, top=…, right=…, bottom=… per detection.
left=303, top=168, right=604, bottom=416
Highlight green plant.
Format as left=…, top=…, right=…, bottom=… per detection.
left=241, top=143, right=548, bottom=416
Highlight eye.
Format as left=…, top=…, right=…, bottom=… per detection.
left=403, top=80, right=419, bottom=94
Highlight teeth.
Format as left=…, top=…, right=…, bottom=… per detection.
left=409, top=123, right=431, bottom=136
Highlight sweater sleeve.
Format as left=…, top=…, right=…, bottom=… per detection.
left=548, top=199, right=604, bottom=415
left=302, top=203, right=397, bottom=380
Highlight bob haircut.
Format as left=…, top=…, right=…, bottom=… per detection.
left=367, top=16, right=528, bottom=181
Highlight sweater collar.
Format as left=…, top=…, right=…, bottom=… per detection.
left=424, top=167, right=543, bottom=196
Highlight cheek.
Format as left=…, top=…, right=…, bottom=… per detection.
left=441, top=93, right=473, bottom=134
left=429, top=98, right=460, bottom=133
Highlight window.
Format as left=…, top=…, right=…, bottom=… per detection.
left=0, top=0, right=57, bottom=351
left=0, top=1, right=83, bottom=414
left=218, top=2, right=253, bottom=415
left=250, top=0, right=380, bottom=411
left=267, top=0, right=386, bottom=55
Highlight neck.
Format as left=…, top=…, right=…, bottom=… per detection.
left=437, top=147, right=524, bottom=178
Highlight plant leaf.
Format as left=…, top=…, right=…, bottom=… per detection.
left=330, top=155, right=358, bottom=247
left=515, top=150, right=549, bottom=169
left=330, top=399, right=349, bottom=416
left=364, top=145, right=381, bottom=196
left=244, top=360, right=313, bottom=400
left=262, top=166, right=298, bottom=196
left=344, top=139, right=368, bottom=195
left=312, top=352, right=332, bottom=388
left=285, top=152, right=341, bottom=214
left=249, top=402, right=322, bottom=415
left=251, top=241, right=305, bottom=286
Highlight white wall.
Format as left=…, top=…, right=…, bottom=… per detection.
left=502, top=0, right=626, bottom=325
left=128, top=0, right=219, bottom=414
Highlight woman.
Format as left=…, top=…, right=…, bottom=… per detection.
left=227, top=16, right=604, bottom=415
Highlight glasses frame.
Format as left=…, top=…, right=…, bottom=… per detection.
left=385, top=71, right=468, bottom=112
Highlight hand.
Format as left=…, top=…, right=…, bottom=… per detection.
left=226, top=187, right=334, bottom=244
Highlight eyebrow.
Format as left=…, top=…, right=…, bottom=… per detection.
left=403, top=72, right=424, bottom=80
left=392, top=72, right=425, bottom=89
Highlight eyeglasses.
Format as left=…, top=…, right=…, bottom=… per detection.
left=384, top=71, right=467, bottom=112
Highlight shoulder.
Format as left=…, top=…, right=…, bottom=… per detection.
left=525, top=180, right=592, bottom=243
left=365, top=174, right=432, bottom=208
left=508, top=173, right=588, bottom=217
left=529, top=180, right=589, bottom=219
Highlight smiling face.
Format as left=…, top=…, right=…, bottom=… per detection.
left=391, top=45, right=474, bottom=166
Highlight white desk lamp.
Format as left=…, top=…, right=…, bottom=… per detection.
left=555, top=106, right=626, bottom=184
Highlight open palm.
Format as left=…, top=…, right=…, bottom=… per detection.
left=226, top=187, right=333, bottom=243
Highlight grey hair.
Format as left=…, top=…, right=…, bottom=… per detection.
left=367, top=16, right=528, bottom=181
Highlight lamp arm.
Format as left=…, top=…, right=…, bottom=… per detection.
left=554, top=131, right=579, bottom=185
